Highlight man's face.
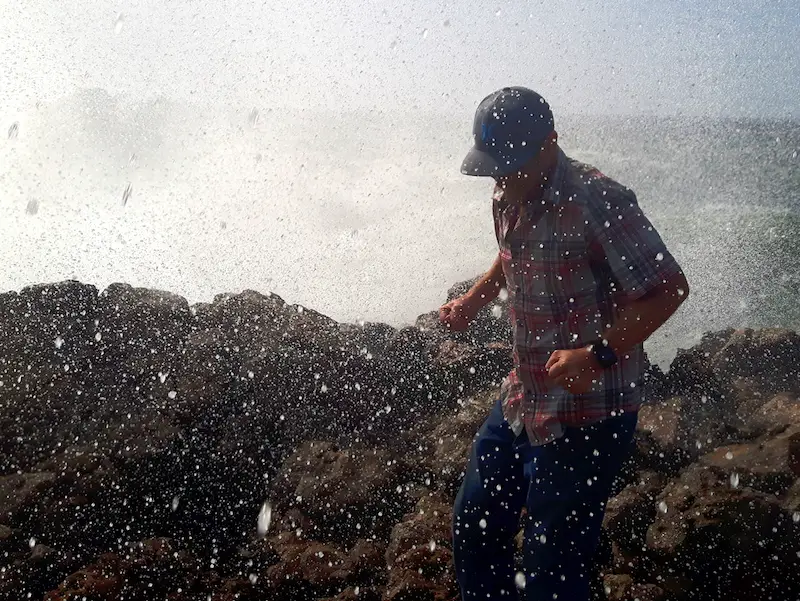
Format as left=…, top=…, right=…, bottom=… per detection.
left=493, top=153, right=544, bottom=194
left=493, top=134, right=557, bottom=199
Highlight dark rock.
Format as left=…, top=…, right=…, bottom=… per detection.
left=645, top=463, right=800, bottom=600
left=319, top=586, right=383, bottom=601
left=384, top=544, right=457, bottom=601
left=604, top=471, right=665, bottom=559
left=270, top=441, right=420, bottom=545
left=2, top=278, right=800, bottom=601
left=386, top=493, right=452, bottom=567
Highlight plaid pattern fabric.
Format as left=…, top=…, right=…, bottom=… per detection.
left=494, top=149, right=683, bottom=446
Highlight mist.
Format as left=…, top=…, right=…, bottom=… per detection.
left=2, top=0, right=799, bottom=364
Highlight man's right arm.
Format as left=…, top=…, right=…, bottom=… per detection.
left=463, top=252, right=506, bottom=310
left=439, top=255, right=506, bottom=331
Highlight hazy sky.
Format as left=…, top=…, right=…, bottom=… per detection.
left=1, top=0, right=799, bottom=364
left=2, top=0, right=799, bottom=119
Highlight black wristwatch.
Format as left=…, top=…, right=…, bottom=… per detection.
left=589, top=338, right=618, bottom=369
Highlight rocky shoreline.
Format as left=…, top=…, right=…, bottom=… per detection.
left=1, top=279, right=799, bottom=600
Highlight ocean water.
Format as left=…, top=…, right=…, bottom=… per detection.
left=2, top=91, right=798, bottom=367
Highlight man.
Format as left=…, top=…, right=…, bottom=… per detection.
left=441, top=87, right=689, bottom=601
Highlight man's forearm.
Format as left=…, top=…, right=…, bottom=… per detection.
left=464, top=253, right=506, bottom=309
left=603, top=272, right=689, bottom=355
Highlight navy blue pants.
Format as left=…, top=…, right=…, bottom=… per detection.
left=452, top=399, right=637, bottom=601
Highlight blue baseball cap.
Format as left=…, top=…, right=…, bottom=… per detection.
left=460, top=86, right=555, bottom=177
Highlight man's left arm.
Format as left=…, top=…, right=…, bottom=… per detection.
left=546, top=185, right=689, bottom=392
left=600, top=269, right=688, bottom=355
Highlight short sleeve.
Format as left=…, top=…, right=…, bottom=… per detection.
left=584, top=184, right=682, bottom=301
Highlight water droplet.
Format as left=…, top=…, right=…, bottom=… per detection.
left=257, top=501, right=272, bottom=537
left=539, top=534, right=547, bottom=544
left=498, top=287, right=509, bottom=301
left=26, top=199, right=39, bottom=215
left=793, top=512, right=799, bottom=523
left=248, top=108, right=259, bottom=126
left=8, top=122, right=19, bottom=139
left=95, top=332, right=102, bottom=342
left=122, top=184, right=133, bottom=206
left=725, top=451, right=734, bottom=460
left=658, top=501, right=668, bottom=514
left=159, top=371, right=169, bottom=383
left=54, top=337, right=64, bottom=349
left=429, top=540, right=436, bottom=551
left=515, top=571, right=526, bottom=589
left=114, top=13, right=125, bottom=35
left=655, top=252, right=664, bottom=261
left=248, top=573, right=258, bottom=584
left=168, top=390, right=177, bottom=399
left=491, top=305, right=502, bottom=318
left=730, top=472, right=739, bottom=488
left=604, top=220, right=611, bottom=228
left=677, top=288, right=685, bottom=296
left=421, top=28, right=429, bottom=38
left=478, top=518, right=487, bottom=529
left=296, top=305, right=304, bottom=314
left=29, top=538, right=36, bottom=548
left=171, top=496, right=180, bottom=511
left=495, top=8, right=502, bottom=16
left=469, top=367, right=476, bottom=374
left=321, top=383, right=328, bottom=393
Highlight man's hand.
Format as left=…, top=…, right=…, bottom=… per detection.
left=439, top=296, right=479, bottom=332
left=545, top=347, right=601, bottom=394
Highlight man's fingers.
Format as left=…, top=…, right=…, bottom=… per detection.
left=548, top=361, right=567, bottom=380
left=545, top=352, right=560, bottom=370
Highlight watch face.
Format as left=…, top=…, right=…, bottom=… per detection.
left=596, top=344, right=617, bottom=366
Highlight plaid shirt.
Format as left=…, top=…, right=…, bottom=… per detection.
left=494, top=149, right=683, bottom=446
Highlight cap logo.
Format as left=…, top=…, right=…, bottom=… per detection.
left=481, top=123, right=495, bottom=144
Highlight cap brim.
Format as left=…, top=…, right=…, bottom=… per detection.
left=460, top=146, right=504, bottom=177
left=460, top=145, right=541, bottom=177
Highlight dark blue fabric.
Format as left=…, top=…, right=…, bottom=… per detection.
left=452, top=398, right=637, bottom=600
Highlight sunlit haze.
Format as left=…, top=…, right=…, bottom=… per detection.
left=2, top=0, right=799, bottom=364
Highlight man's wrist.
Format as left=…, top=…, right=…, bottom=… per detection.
left=588, top=338, right=618, bottom=369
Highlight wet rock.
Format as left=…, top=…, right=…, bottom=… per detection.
left=384, top=544, right=457, bottom=601
left=265, top=536, right=349, bottom=593
left=646, top=463, right=800, bottom=600
left=270, top=442, right=420, bottom=544
left=603, top=573, right=633, bottom=600
left=698, top=426, right=800, bottom=496
left=604, top=471, right=665, bottom=558
left=386, top=493, right=453, bottom=566
left=2, top=277, right=800, bottom=601
left=421, top=390, right=497, bottom=496
left=319, top=585, right=383, bottom=601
